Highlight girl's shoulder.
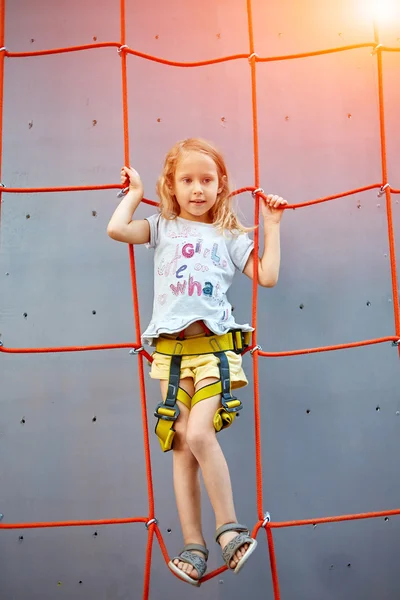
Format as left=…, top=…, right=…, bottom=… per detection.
left=145, top=212, right=162, bottom=248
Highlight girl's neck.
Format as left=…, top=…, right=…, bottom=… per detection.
left=176, top=214, right=214, bottom=226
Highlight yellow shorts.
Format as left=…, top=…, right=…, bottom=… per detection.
left=150, top=349, right=248, bottom=390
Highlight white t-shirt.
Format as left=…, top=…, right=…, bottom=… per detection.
left=141, top=213, right=254, bottom=346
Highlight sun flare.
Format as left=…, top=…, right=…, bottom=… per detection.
left=363, top=0, right=399, bottom=23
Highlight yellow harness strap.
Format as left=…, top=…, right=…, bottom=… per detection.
left=155, top=386, right=191, bottom=452
left=153, top=330, right=249, bottom=452
left=155, top=330, right=251, bottom=357
left=191, top=381, right=242, bottom=431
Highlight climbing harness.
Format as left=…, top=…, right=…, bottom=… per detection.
left=153, top=327, right=251, bottom=452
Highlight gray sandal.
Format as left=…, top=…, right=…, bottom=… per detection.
left=168, top=543, right=209, bottom=587
left=215, top=523, right=257, bottom=574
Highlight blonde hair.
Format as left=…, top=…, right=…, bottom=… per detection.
left=156, top=138, right=254, bottom=234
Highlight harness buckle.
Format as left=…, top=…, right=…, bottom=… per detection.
left=221, top=376, right=242, bottom=414
left=154, top=401, right=180, bottom=421
left=231, top=329, right=249, bottom=354
left=221, top=396, right=242, bottom=413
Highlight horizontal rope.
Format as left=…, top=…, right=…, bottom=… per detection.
left=2, top=184, right=123, bottom=193
left=2, top=505, right=398, bottom=532
left=233, top=183, right=393, bottom=209
left=267, top=507, right=400, bottom=528
left=0, top=516, right=148, bottom=529
left=1, top=184, right=159, bottom=206
left=1, top=337, right=397, bottom=360
left=257, top=336, right=399, bottom=357
left=3, top=42, right=400, bottom=65
left=1, top=0, right=399, bottom=596
left=0, top=342, right=154, bottom=363
left=3, top=183, right=397, bottom=209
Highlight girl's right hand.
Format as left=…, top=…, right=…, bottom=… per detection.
left=121, top=166, right=144, bottom=195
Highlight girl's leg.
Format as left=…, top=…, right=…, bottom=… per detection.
left=160, top=378, right=206, bottom=580
left=185, top=377, right=249, bottom=569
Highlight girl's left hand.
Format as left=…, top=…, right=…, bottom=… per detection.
left=261, top=194, right=288, bottom=224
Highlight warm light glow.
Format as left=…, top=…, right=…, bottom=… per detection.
left=364, top=0, right=398, bottom=22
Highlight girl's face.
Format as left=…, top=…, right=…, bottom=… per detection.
left=172, top=151, right=222, bottom=223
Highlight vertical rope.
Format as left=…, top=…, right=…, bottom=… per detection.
left=119, top=1, right=155, bottom=597
left=246, top=0, right=265, bottom=530
left=0, top=0, right=5, bottom=238
left=0, top=3, right=398, bottom=598
left=266, top=527, right=281, bottom=600
left=373, top=22, right=400, bottom=350
left=120, top=0, right=130, bottom=168
left=246, top=0, right=281, bottom=596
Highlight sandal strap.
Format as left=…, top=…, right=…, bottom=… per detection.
left=182, top=543, right=209, bottom=561
left=215, top=522, right=249, bottom=543
left=221, top=533, right=253, bottom=567
left=172, top=549, right=208, bottom=578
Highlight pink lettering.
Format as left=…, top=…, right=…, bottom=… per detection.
left=157, top=260, right=166, bottom=276
left=188, top=275, right=202, bottom=296
left=194, top=263, right=209, bottom=272
left=182, top=243, right=194, bottom=259
left=165, top=244, right=181, bottom=276
left=170, top=280, right=187, bottom=296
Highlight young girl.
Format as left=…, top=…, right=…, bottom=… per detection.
left=107, top=138, right=287, bottom=587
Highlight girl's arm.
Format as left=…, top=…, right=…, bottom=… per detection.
left=107, top=166, right=150, bottom=245
left=243, top=194, right=287, bottom=287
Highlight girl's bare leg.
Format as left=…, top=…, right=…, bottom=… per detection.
left=160, top=378, right=206, bottom=580
left=185, top=377, right=249, bottom=569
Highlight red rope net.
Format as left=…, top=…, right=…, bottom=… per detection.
left=0, top=1, right=399, bottom=598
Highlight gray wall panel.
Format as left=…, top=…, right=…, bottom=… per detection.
left=1, top=1, right=399, bottom=599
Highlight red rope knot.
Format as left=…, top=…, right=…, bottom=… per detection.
left=252, top=187, right=264, bottom=198
left=372, top=44, right=383, bottom=55
left=262, top=512, right=271, bottom=527
left=129, top=346, right=144, bottom=355
left=118, top=44, right=128, bottom=55
left=145, top=518, right=158, bottom=529
left=250, top=344, right=262, bottom=355
left=248, top=52, right=259, bottom=64
left=377, top=183, right=391, bottom=198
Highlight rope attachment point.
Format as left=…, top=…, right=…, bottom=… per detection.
left=262, top=512, right=271, bottom=527
left=392, top=339, right=400, bottom=347
left=252, top=187, right=264, bottom=197
left=145, top=518, right=158, bottom=529
left=0, top=47, right=7, bottom=52
left=372, top=44, right=383, bottom=55
left=378, top=183, right=391, bottom=197
left=250, top=344, right=262, bottom=355
left=117, top=186, right=129, bottom=198
left=118, top=44, right=128, bottom=55
left=248, top=52, right=259, bottom=63
left=129, top=346, right=144, bottom=355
